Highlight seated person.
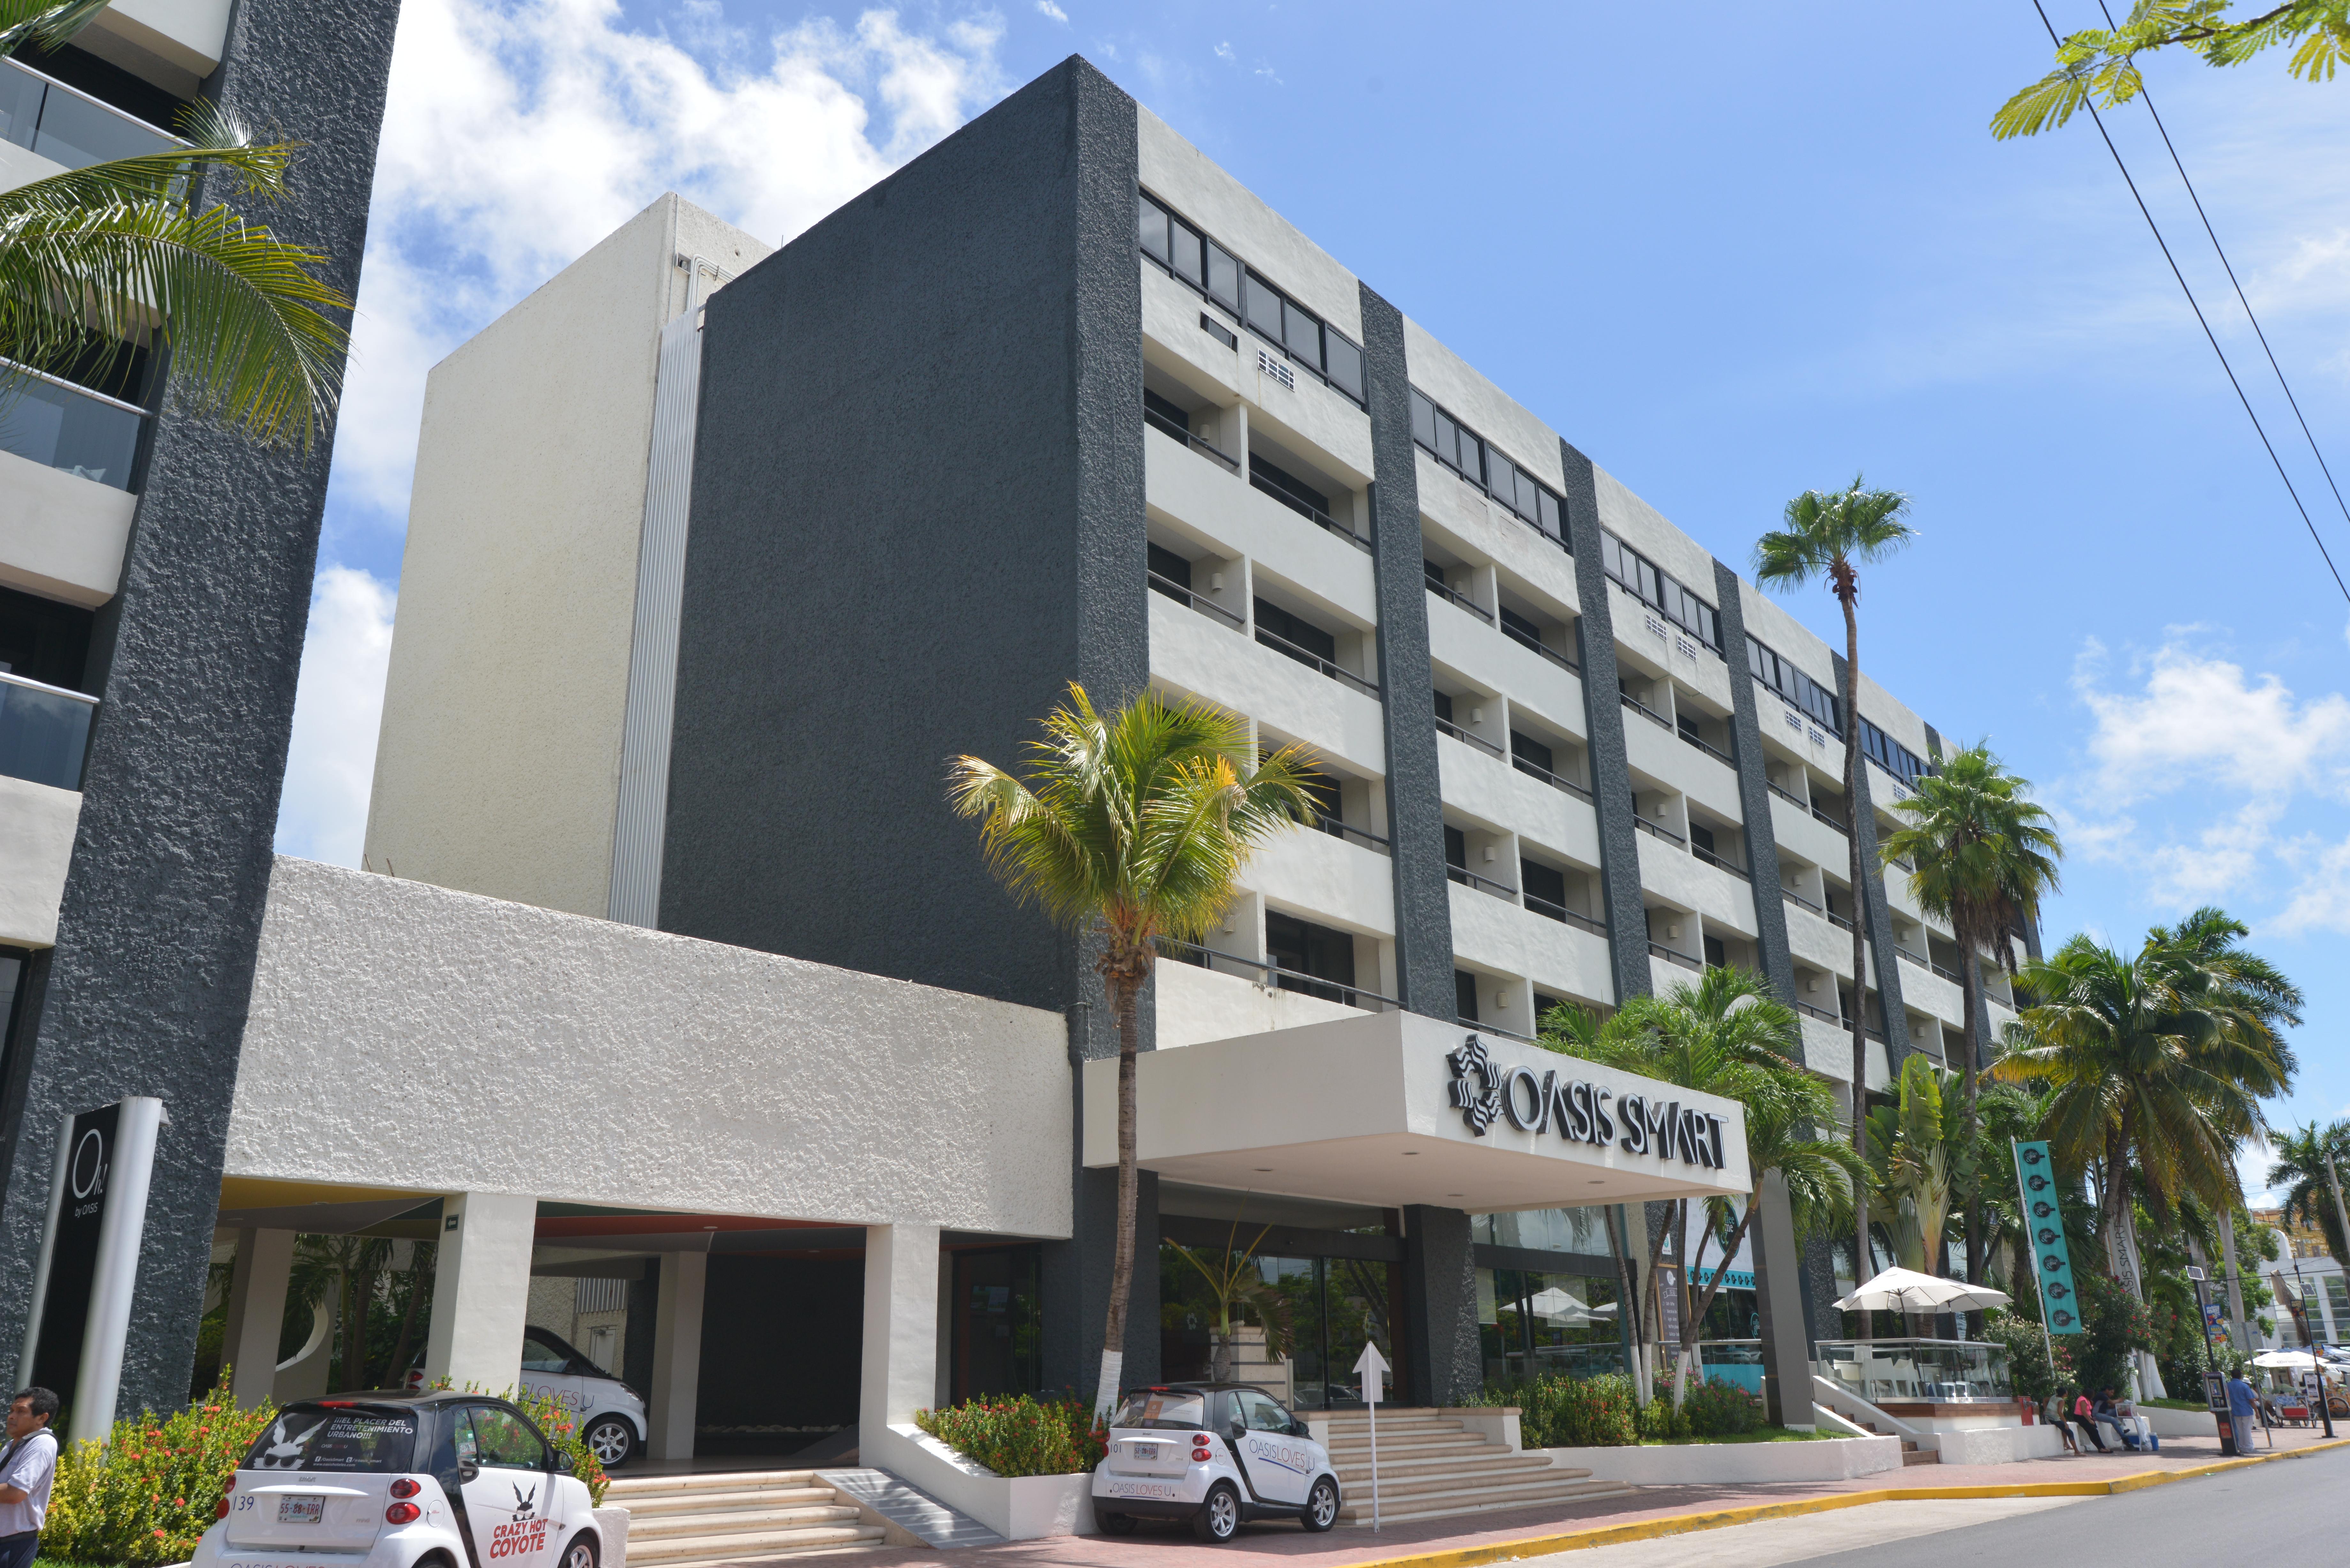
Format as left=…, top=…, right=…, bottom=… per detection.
left=2112, top=1390, right=2156, bottom=1452
left=2045, top=1391, right=2079, bottom=1455
left=2071, top=1388, right=2108, bottom=1452
left=2093, top=1388, right=2130, bottom=1448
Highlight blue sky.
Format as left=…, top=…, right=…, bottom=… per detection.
left=277, top=1, right=2350, bottom=1195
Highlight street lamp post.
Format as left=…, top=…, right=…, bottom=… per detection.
left=2284, top=1249, right=2337, bottom=1440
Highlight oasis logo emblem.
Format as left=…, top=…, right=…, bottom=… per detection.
left=1446, top=1034, right=1725, bottom=1168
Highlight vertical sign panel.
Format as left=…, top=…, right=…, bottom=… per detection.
left=2012, top=1140, right=2082, bottom=1334
left=18, top=1098, right=165, bottom=1440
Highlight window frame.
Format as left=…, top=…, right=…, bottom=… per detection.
left=1407, top=387, right=1570, bottom=552
left=1137, top=189, right=1364, bottom=408
left=1598, top=530, right=1722, bottom=655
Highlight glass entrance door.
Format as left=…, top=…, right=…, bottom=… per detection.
left=1159, top=1248, right=1399, bottom=1409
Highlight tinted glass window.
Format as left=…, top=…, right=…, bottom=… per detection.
left=1148, top=542, right=1192, bottom=589
left=1206, top=242, right=1240, bottom=314
left=1112, top=1389, right=1207, bottom=1430
left=520, top=1331, right=568, bottom=1373
left=1283, top=298, right=1321, bottom=362
left=1537, top=490, right=1561, bottom=538
left=1432, top=689, right=1453, bottom=722
left=1510, top=729, right=1554, bottom=773
left=1244, top=272, right=1282, bottom=339
left=245, top=1408, right=418, bottom=1473
left=1255, top=598, right=1337, bottom=662
left=1486, top=450, right=1517, bottom=507
left=1410, top=390, right=1436, bottom=449
left=1138, top=195, right=1169, bottom=264
left=1455, top=969, right=1479, bottom=1023
left=1434, top=412, right=1458, bottom=468
left=1171, top=219, right=1204, bottom=287
left=1238, top=1390, right=1292, bottom=1432
left=1521, top=858, right=1566, bottom=908
left=1325, top=332, right=1363, bottom=400
left=466, top=1405, right=550, bottom=1470
left=1444, top=825, right=1467, bottom=868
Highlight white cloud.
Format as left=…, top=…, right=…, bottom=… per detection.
left=2072, top=633, right=2350, bottom=805
left=2271, top=831, right=2350, bottom=935
left=1035, top=0, right=1066, bottom=19
left=276, top=568, right=397, bottom=867
left=1213, top=40, right=1233, bottom=62
left=2140, top=802, right=2277, bottom=905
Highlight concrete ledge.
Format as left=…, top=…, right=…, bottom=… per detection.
left=589, top=1505, right=629, bottom=1568
left=1537, top=1435, right=1901, bottom=1484
left=2142, top=1405, right=2218, bottom=1438
left=864, top=1421, right=1097, bottom=1539
left=1927, top=1424, right=2064, bottom=1465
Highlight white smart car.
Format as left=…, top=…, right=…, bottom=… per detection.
left=1092, top=1383, right=1341, bottom=1542
left=193, top=1392, right=603, bottom=1568
left=404, top=1326, right=647, bottom=1467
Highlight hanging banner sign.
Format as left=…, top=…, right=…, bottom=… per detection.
left=2011, top=1140, right=2082, bottom=1335
left=19, top=1097, right=166, bottom=1444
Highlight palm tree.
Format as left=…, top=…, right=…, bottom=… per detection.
left=949, top=684, right=1312, bottom=1417
left=1542, top=968, right=1862, bottom=1408
left=1993, top=910, right=2299, bottom=1392
left=2, top=0, right=351, bottom=447
left=1879, top=742, right=2061, bottom=1316
left=1860, top=1055, right=1969, bottom=1334
left=2267, top=1121, right=2350, bottom=1267
left=1753, top=475, right=1916, bottom=1337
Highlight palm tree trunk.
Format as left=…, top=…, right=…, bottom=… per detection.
left=1959, top=936, right=1985, bottom=1335
left=1838, top=581, right=1871, bottom=1342
left=1095, top=960, right=1145, bottom=1421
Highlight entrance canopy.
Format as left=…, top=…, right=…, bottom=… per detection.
left=1083, top=1011, right=1749, bottom=1211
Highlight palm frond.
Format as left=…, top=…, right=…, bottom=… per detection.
left=0, top=0, right=110, bottom=54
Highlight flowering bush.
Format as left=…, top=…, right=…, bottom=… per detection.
left=1482, top=1373, right=1641, bottom=1448
left=504, top=1389, right=610, bottom=1507
left=913, top=1393, right=1106, bottom=1477
left=42, top=1370, right=278, bottom=1567
left=1676, top=1377, right=1763, bottom=1438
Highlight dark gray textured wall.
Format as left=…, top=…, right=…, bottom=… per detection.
left=0, top=0, right=400, bottom=1421
left=1558, top=441, right=1649, bottom=1006
left=1400, top=1204, right=1478, bottom=1405
left=1358, top=286, right=1453, bottom=1018
left=1711, top=565, right=1795, bottom=1000
left=1831, top=654, right=1913, bottom=1070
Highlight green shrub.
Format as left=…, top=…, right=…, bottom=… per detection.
left=42, top=1370, right=277, bottom=1567
left=913, top=1393, right=1105, bottom=1477
left=1482, top=1373, right=1641, bottom=1448
left=1635, top=1392, right=1688, bottom=1442
left=506, top=1389, right=610, bottom=1506
left=1678, top=1378, right=1763, bottom=1438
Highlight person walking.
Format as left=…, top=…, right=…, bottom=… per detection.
left=0, top=1388, right=60, bottom=1568
left=2070, top=1387, right=2108, bottom=1452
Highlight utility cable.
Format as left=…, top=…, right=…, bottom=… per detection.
left=2094, top=0, right=2350, bottom=539
left=2031, top=0, right=2350, bottom=606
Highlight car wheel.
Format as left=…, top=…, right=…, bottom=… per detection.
left=1096, top=1509, right=1138, bottom=1535
left=1300, top=1477, right=1339, bottom=1533
left=1192, top=1482, right=1240, bottom=1543
left=559, top=1534, right=598, bottom=1568
left=582, top=1416, right=636, bottom=1467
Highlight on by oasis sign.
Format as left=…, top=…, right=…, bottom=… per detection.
left=1445, top=1034, right=1729, bottom=1171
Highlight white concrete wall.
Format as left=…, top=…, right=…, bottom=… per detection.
left=364, top=194, right=769, bottom=918
left=1152, top=956, right=1365, bottom=1049
left=228, top=857, right=1072, bottom=1237
left=0, top=450, right=136, bottom=606
left=0, top=775, right=79, bottom=947
left=77, top=0, right=231, bottom=98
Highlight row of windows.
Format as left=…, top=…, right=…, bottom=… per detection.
left=1746, top=635, right=1840, bottom=735
left=1600, top=532, right=1720, bottom=652
left=1407, top=388, right=1566, bottom=545
left=1138, top=191, right=1365, bottom=405
left=1861, top=718, right=1931, bottom=790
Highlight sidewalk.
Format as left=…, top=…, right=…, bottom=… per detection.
left=794, top=1427, right=2346, bottom=1568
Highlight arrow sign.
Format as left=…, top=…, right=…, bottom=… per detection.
left=1353, top=1342, right=1390, bottom=1531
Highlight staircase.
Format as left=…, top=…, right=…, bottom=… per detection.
left=1809, top=1376, right=1939, bottom=1466
left=603, top=1470, right=888, bottom=1565
left=1319, top=1410, right=1634, bottom=1526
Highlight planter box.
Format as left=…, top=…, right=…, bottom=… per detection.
left=1927, top=1424, right=2065, bottom=1465
left=2142, top=1405, right=2217, bottom=1438
left=1538, top=1435, right=1901, bottom=1484
left=591, top=1506, right=630, bottom=1568
left=864, top=1421, right=1099, bottom=1539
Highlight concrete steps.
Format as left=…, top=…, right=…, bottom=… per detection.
left=1316, top=1410, right=1635, bottom=1526
left=602, top=1471, right=888, bottom=1565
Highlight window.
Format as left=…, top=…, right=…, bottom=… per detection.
left=1147, top=541, right=1193, bottom=590
left=463, top=1405, right=551, bottom=1470
left=1860, top=717, right=1931, bottom=790
left=1745, top=635, right=1841, bottom=735
left=1521, top=858, right=1567, bottom=915
left=1689, top=823, right=1716, bottom=857
left=1238, top=1389, right=1293, bottom=1432
left=1454, top=968, right=1479, bottom=1023
left=1266, top=911, right=1356, bottom=1001
left=1703, top=934, right=1726, bottom=968
left=1509, top=729, right=1553, bottom=774
left=245, top=1408, right=419, bottom=1473
left=520, top=1329, right=571, bottom=1373
left=1138, top=191, right=1240, bottom=316
left=1111, top=1388, right=1208, bottom=1430
left=1407, top=388, right=1566, bottom=545
left=1142, top=386, right=1194, bottom=440
left=1600, top=531, right=1720, bottom=652
left=1137, top=191, right=1362, bottom=404
left=1250, top=452, right=1331, bottom=517
left=1255, top=598, right=1337, bottom=663
left=1444, top=824, right=1467, bottom=870
left=1433, top=689, right=1454, bottom=724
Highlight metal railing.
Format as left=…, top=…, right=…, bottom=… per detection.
left=1142, top=403, right=1240, bottom=472
left=1511, top=753, right=1594, bottom=803
left=1500, top=618, right=1580, bottom=672
left=1649, top=941, right=1702, bottom=972
left=1691, top=843, right=1751, bottom=881
left=0, top=355, right=147, bottom=491
left=1633, top=814, right=1685, bottom=847
left=1154, top=937, right=1400, bottom=1012
left=1434, top=715, right=1504, bottom=758
left=1524, top=893, right=1607, bottom=936
left=1811, top=803, right=1849, bottom=834
left=1680, top=729, right=1735, bottom=767
left=1147, top=570, right=1244, bottom=631
left=1309, top=813, right=1391, bottom=857
left=1461, top=1017, right=1538, bottom=1044
left=1425, top=576, right=1494, bottom=624
left=1767, top=780, right=1808, bottom=809
left=0, top=57, right=182, bottom=174
left=1256, top=627, right=1379, bottom=697
left=1900, top=948, right=1963, bottom=984
left=1620, top=690, right=1673, bottom=732
left=0, top=669, right=98, bottom=791
left=1446, top=864, right=1519, bottom=902
left=1783, top=890, right=1855, bottom=932
left=1249, top=469, right=1371, bottom=553
left=1795, top=999, right=1843, bottom=1026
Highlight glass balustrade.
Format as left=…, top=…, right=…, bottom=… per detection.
left=0, top=363, right=144, bottom=488
left=1815, top=1338, right=2013, bottom=1404
left=0, top=671, right=98, bottom=791
left=1, top=57, right=179, bottom=171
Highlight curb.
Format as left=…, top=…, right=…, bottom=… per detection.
left=1336, top=1437, right=2350, bottom=1567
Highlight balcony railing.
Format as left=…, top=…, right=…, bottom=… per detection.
left=1784, top=887, right=1856, bottom=932
left=1309, top=812, right=1391, bottom=857
left=1766, top=780, right=1808, bottom=809
left=1524, top=892, right=1606, bottom=937
left=0, top=670, right=98, bottom=791
left=1691, top=842, right=1751, bottom=881
left=0, top=356, right=147, bottom=490
left=1142, top=403, right=1240, bottom=472
left=1679, top=729, right=1735, bottom=768
left=1256, top=627, right=1379, bottom=697
left=0, top=57, right=182, bottom=173
left=1633, top=814, right=1685, bottom=848
left=1620, top=690, right=1673, bottom=732
left=1511, top=753, right=1594, bottom=803
left=1897, top=946, right=1963, bottom=985
left=1154, top=937, right=1400, bottom=1013
left=1425, top=576, right=1494, bottom=624
left=1648, top=941, right=1702, bottom=972
left=1147, top=570, right=1244, bottom=631
left=1461, top=1016, right=1537, bottom=1044
left=1811, top=803, right=1850, bottom=834
left=1434, top=716, right=1504, bottom=758
left=1795, top=999, right=1843, bottom=1026
left=1499, top=618, right=1580, bottom=673
left=1446, top=864, right=1518, bottom=903
left=1249, top=468, right=1371, bottom=553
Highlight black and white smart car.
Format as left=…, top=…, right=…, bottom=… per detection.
left=193, top=1392, right=603, bottom=1568
left=1092, top=1383, right=1341, bottom=1542
left=405, top=1326, right=647, bottom=1467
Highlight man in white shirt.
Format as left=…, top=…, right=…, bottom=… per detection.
left=0, top=1387, right=60, bottom=1568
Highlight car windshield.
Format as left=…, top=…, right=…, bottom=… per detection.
left=245, top=1407, right=419, bottom=1472
left=1111, top=1389, right=1208, bottom=1430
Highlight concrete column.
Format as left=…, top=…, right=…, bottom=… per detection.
left=220, top=1227, right=296, bottom=1408
left=1401, top=1206, right=1479, bottom=1406
left=421, top=1191, right=537, bottom=1394
left=861, top=1225, right=941, bottom=1440
left=1750, top=1173, right=1816, bottom=1429
left=648, top=1249, right=706, bottom=1459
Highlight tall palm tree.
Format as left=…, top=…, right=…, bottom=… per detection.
left=1993, top=911, right=2299, bottom=1392
left=2, top=0, right=351, bottom=447
left=1860, top=1055, right=1969, bottom=1333
left=2267, top=1121, right=2350, bottom=1267
left=949, top=684, right=1312, bottom=1417
left=1542, top=968, right=1862, bottom=1408
left=1879, top=742, right=2061, bottom=1315
left=1753, top=475, right=1916, bottom=1337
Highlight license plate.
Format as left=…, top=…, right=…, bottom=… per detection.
left=1134, top=1442, right=1158, bottom=1459
left=277, top=1497, right=324, bottom=1524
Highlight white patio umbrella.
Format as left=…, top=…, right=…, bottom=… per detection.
left=1524, top=1286, right=1598, bottom=1324
left=2252, top=1349, right=2319, bottom=1371
left=1832, top=1266, right=2012, bottom=1315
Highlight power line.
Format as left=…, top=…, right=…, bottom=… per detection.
left=2030, top=0, right=2350, bottom=607
left=2094, top=0, right=2350, bottom=540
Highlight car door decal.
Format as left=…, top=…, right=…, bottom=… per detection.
left=1218, top=1434, right=1273, bottom=1506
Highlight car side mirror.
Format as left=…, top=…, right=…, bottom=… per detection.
left=457, top=1458, right=479, bottom=1484
left=1291, top=1419, right=1310, bottom=1438
left=1228, top=1418, right=1245, bottom=1439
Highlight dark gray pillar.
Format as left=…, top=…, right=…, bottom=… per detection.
left=1831, top=655, right=1913, bottom=1071
left=0, top=0, right=400, bottom=1423
left=1559, top=441, right=1649, bottom=1006
left=1750, top=1172, right=1816, bottom=1427
left=1400, top=1205, right=1479, bottom=1405
left=1358, top=285, right=1453, bottom=1019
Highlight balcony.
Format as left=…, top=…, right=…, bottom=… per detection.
left=1500, top=616, right=1579, bottom=674
left=1, top=57, right=182, bottom=176
left=1424, top=573, right=1493, bottom=625
left=1257, top=625, right=1377, bottom=697
left=1155, top=936, right=1399, bottom=1014
left=1620, top=689, right=1672, bottom=733
left=1249, top=464, right=1369, bottom=554
left=1511, top=752, right=1593, bottom=804
left=1632, top=813, right=1684, bottom=848
left=1434, top=714, right=1503, bottom=759
left=1648, top=940, right=1701, bottom=972
left=1, top=358, right=147, bottom=490
left=1522, top=891, right=1605, bottom=937
left=1446, top=863, right=1517, bottom=903
left=1897, top=945, right=1963, bottom=985
left=2, top=671, right=96, bottom=791
left=1690, top=841, right=1750, bottom=881
left=1785, top=886, right=1855, bottom=932
left=1148, top=569, right=1245, bottom=632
